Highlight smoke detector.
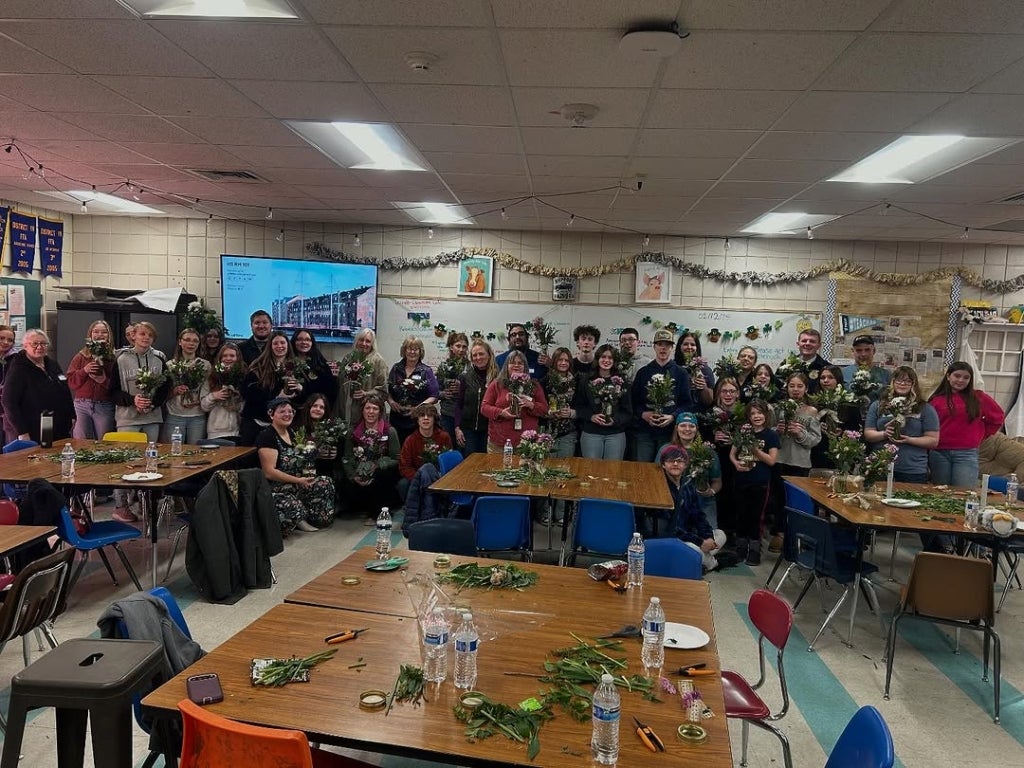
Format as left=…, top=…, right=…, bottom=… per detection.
left=405, top=51, right=439, bottom=71
left=619, top=21, right=689, bottom=57
left=559, top=103, right=599, bottom=128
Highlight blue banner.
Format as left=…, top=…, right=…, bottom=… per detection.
left=8, top=211, right=36, bottom=273
left=38, top=217, right=63, bottom=277
left=0, top=206, right=8, bottom=258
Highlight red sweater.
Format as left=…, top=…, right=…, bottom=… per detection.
left=398, top=429, right=452, bottom=480
left=66, top=353, right=115, bottom=401
left=480, top=379, right=549, bottom=449
left=929, top=390, right=1004, bottom=450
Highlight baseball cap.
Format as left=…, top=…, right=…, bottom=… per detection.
left=658, top=445, right=689, bottom=464
left=675, top=412, right=698, bottom=425
left=653, top=329, right=674, bottom=345
left=852, top=334, right=876, bottom=346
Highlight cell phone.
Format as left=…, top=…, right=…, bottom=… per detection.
left=186, top=673, right=224, bottom=705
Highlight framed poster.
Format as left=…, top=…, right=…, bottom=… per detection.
left=634, top=263, right=671, bottom=304
left=457, top=256, right=494, bottom=298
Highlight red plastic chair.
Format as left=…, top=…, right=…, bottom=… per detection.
left=721, top=589, right=794, bottom=768
left=178, top=698, right=373, bottom=768
left=0, top=499, right=19, bottom=591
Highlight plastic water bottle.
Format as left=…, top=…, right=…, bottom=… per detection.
left=964, top=492, right=979, bottom=530
left=170, top=426, right=183, bottom=456
left=453, top=612, right=479, bottom=690
left=60, top=442, right=75, bottom=480
left=627, top=531, right=645, bottom=588
left=1007, top=473, right=1019, bottom=508
left=422, top=608, right=450, bottom=683
left=591, top=672, right=621, bottom=765
left=502, top=438, right=514, bottom=470
left=375, top=507, right=392, bottom=560
left=145, top=441, right=159, bottom=473
left=641, top=596, right=666, bottom=673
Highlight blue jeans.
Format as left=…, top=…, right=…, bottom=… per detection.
left=162, top=413, right=207, bottom=444
left=634, top=432, right=661, bottom=463
left=73, top=399, right=114, bottom=440
left=928, top=449, right=979, bottom=488
left=551, top=431, right=577, bottom=459
left=440, top=415, right=456, bottom=443
left=580, top=431, right=626, bottom=460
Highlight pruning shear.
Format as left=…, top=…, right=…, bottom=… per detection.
left=674, top=662, right=716, bottom=677
left=324, top=628, right=369, bottom=645
left=633, top=717, right=666, bottom=752
left=605, top=579, right=627, bottom=593
left=599, top=624, right=642, bottom=639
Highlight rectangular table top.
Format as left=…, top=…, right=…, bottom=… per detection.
left=0, top=525, right=56, bottom=556
left=152, top=552, right=730, bottom=767
left=430, top=453, right=674, bottom=510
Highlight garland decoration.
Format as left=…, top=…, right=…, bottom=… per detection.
left=307, top=242, right=1024, bottom=294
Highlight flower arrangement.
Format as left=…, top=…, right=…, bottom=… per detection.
left=645, top=373, right=676, bottom=415
left=850, top=368, right=881, bottom=400
left=863, top=442, right=899, bottom=485
left=352, top=428, right=389, bottom=479
left=312, top=417, right=347, bottom=457
left=702, top=403, right=746, bottom=434
left=683, top=355, right=709, bottom=387
left=828, top=430, right=867, bottom=477
left=166, top=358, right=207, bottom=391
left=84, top=338, right=113, bottom=362
left=882, top=395, right=916, bottom=439
left=713, top=354, right=743, bottom=381
left=516, top=430, right=554, bottom=463
left=615, top=346, right=635, bottom=378
left=343, top=351, right=368, bottom=382
left=811, top=386, right=857, bottom=433
left=420, top=441, right=442, bottom=467
left=211, top=361, right=245, bottom=390
left=775, top=352, right=809, bottom=380
left=134, top=368, right=166, bottom=399
left=774, top=398, right=800, bottom=431
left=525, top=316, right=558, bottom=353
left=434, top=355, right=467, bottom=389
left=686, top=435, right=715, bottom=488
left=183, top=299, right=224, bottom=336
left=396, top=373, right=427, bottom=405
left=507, top=371, right=534, bottom=417
left=588, top=375, right=625, bottom=418
left=545, top=371, right=575, bottom=413
left=279, top=357, right=312, bottom=384
left=745, top=380, right=776, bottom=403
left=729, top=423, right=764, bottom=467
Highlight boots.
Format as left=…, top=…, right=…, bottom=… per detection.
left=746, top=538, right=762, bottom=566
left=733, top=538, right=749, bottom=563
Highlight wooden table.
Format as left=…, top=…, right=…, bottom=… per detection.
left=430, top=454, right=674, bottom=564
left=151, top=549, right=731, bottom=768
left=0, top=525, right=56, bottom=557
left=0, top=440, right=254, bottom=588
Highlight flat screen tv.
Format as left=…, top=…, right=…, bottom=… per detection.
left=220, top=255, right=377, bottom=344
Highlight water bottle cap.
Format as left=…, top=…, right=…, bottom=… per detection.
left=463, top=613, right=473, bottom=620
left=381, top=507, right=389, bottom=513
left=650, top=596, right=661, bottom=604
left=600, top=673, right=614, bottom=683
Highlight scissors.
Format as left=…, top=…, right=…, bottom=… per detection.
left=324, top=628, right=370, bottom=645
left=599, top=624, right=642, bottom=639
left=674, top=662, right=716, bottom=677
left=633, top=717, right=666, bottom=752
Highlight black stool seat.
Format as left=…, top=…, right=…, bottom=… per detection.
left=1, top=638, right=163, bottom=768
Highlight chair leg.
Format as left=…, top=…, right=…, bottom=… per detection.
left=997, top=554, right=1020, bottom=612
left=883, top=614, right=903, bottom=698
left=860, top=579, right=886, bottom=638
left=66, top=552, right=89, bottom=595
left=163, top=524, right=187, bottom=583
left=990, top=627, right=1001, bottom=723
left=39, top=621, right=58, bottom=650
left=95, top=547, right=119, bottom=585
left=792, top=572, right=815, bottom=610
left=740, top=720, right=750, bottom=767
left=808, top=586, right=850, bottom=651
left=888, top=531, right=901, bottom=580
left=747, top=718, right=794, bottom=768
left=764, top=554, right=785, bottom=589
left=111, top=543, right=143, bottom=591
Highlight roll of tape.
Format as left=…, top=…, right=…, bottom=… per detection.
left=677, top=723, right=708, bottom=744
left=340, top=576, right=362, bottom=586
left=359, top=690, right=388, bottom=710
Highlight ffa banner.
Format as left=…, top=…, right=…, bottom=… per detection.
left=38, top=217, right=64, bottom=277
left=8, top=211, right=37, bottom=273
left=0, top=206, right=8, bottom=257
left=840, top=313, right=885, bottom=335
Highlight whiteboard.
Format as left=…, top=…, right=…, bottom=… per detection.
left=377, top=297, right=821, bottom=369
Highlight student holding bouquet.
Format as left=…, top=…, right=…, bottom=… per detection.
left=163, top=328, right=211, bottom=444
left=577, top=344, right=631, bottom=460
left=729, top=399, right=780, bottom=565
left=67, top=320, right=117, bottom=440
left=481, top=350, right=548, bottom=452
left=200, top=342, right=245, bottom=444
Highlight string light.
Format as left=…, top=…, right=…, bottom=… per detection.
left=566, top=214, right=575, bottom=227
left=881, top=203, right=891, bottom=216
left=36, top=164, right=45, bottom=178
left=961, top=227, right=970, bottom=239
left=275, top=229, right=284, bottom=242
left=22, top=166, right=34, bottom=180
left=353, top=233, right=361, bottom=247
left=642, top=234, right=650, bottom=248
left=500, top=208, right=508, bottom=221
left=724, top=238, right=731, bottom=252
left=806, top=226, right=814, bottom=240
left=80, top=200, right=88, bottom=213
left=3, top=145, right=11, bottom=154
left=126, top=180, right=135, bottom=193
left=265, top=207, right=273, bottom=220
left=427, top=227, right=434, bottom=239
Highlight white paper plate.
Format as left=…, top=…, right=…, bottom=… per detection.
left=121, top=472, right=163, bottom=482
left=663, top=622, right=710, bottom=650
left=198, top=444, right=220, bottom=450
left=881, top=498, right=921, bottom=508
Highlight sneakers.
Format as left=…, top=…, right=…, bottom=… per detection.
left=295, top=519, right=320, bottom=532
left=733, top=538, right=749, bottom=562
left=714, top=550, right=741, bottom=570
left=746, top=542, right=762, bottom=566
left=768, top=534, right=784, bottom=553
left=112, top=507, right=139, bottom=523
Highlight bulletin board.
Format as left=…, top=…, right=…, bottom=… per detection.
left=828, top=274, right=953, bottom=395
left=377, top=297, right=820, bottom=368
left=0, top=277, right=41, bottom=344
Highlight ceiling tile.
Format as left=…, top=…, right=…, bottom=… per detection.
left=634, top=129, right=761, bottom=157
left=0, top=35, right=70, bottom=74
left=425, top=152, right=524, bottom=175
left=816, top=33, right=1023, bottom=92
left=528, top=156, right=627, bottom=177
left=85, top=163, right=196, bottom=182
left=400, top=124, right=522, bottom=154
left=973, top=59, right=1024, bottom=95
left=56, top=113, right=198, bottom=143
left=625, top=157, right=734, bottom=179
left=747, top=131, right=896, bottom=161
left=222, top=145, right=341, bottom=170
left=151, top=20, right=355, bottom=81
left=259, top=167, right=364, bottom=186
left=302, top=0, right=491, bottom=26
left=909, top=93, right=1024, bottom=134
left=661, top=32, right=853, bottom=90
left=0, top=20, right=208, bottom=76
left=0, top=1, right=133, bottom=18
left=681, top=0, right=892, bottom=30
left=0, top=74, right=145, bottom=113
left=774, top=91, right=952, bottom=131
left=369, top=84, right=515, bottom=125
left=725, top=159, right=845, bottom=183
left=4, top=111, right=101, bottom=141
left=25, top=139, right=150, bottom=164
left=705, top=180, right=810, bottom=199
left=440, top=173, right=533, bottom=196
left=796, top=181, right=908, bottom=203
left=229, top=80, right=387, bottom=121
left=166, top=117, right=306, bottom=147
left=631, top=178, right=716, bottom=197
left=500, top=29, right=662, bottom=88
left=875, top=0, right=1024, bottom=34
left=121, top=142, right=253, bottom=167
left=519, top=127, right=636, bottom=156
left=492, top=1, right=681, bottom=28
left=646, top=90, right=801, bottom=129
left=512, top=87, right=649, bottom=128
left=95, top=76, right=268, bottom=117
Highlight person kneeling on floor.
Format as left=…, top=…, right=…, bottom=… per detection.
left=658, top=445, right=736, bottom=571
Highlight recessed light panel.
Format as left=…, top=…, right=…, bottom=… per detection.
left=828, top=135, right=1019, bottom=184
left=393, top=202, right=473, bottom=226
left=116, top=0, right=298, bottom=18
left=741, top=212, right=838, bottom=235
left=38, top=190, right=162, bottom=215
left=285, top=121, right=429, bottom=172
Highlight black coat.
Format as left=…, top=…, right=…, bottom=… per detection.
left=0, top=351, right=74, bottom=443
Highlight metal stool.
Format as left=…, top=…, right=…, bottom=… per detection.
left=1, top=638, right=163, bottom=768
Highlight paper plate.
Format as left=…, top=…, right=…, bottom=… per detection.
left=663, top=622, right=710, bottom=650
left=198, top=444, right=220, bottom=450
left=881, top=498, right=921, bottom=508
left=365, top=557, right=409, bottom=572
left=121, top=472, right=163, bottom=482
left=496, top=480, right=520, bottom=488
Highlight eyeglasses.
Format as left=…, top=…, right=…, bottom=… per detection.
left=26, top=342, right=49, bottom=349
left=508, top=331, right=526, bottom=338
left=664, top=457, right=687, bottom=464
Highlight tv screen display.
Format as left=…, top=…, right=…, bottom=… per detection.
left=220, top=255, right=377, bottom=344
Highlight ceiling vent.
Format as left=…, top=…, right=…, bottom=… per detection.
left=188, top=169, right=265, bottom=182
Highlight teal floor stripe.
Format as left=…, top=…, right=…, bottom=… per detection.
left=893, top=620, right=1024, bottom=743
left=735, top=601, right=906, bottom=768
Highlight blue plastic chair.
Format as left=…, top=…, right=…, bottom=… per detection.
left=984, top=475, right=1024, bottom=608
left=470, top=495, right=532, bottom=560
left=824, top=705, right=894, bottom=768
left=437, top=450, right=474, bottom=513
left=408, top=518, right=476, bottom=556
left=568, top=498, right=634, bottom=566
left=643, top=538, right=703, bottom=580
left=56, top=506, right=142, bottom=594
left=788, top=509, right=884, bottom=651
left=2, top=439, right=38, bottom=500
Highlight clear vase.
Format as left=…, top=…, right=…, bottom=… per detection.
left=526, top=457, right=546, bottom=483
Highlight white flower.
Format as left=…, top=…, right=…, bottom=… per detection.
left=188, top=301, right=202, bottom=311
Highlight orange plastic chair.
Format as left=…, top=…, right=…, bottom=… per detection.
left=177, top=699, right=373, bottom=768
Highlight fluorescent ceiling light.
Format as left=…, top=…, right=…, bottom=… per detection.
left=37, top=190, right=161, bottom=215
left=829, top=134, right=1020, bottom=184
left=393, top=201, right=473, bottom=226
left=116, top=0, right=298, bottom=18
left=285, top=121, right=428, bottom=172
left=741, top=212, right=838, bottom=235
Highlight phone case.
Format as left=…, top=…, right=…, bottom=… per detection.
left=186, top=673, right=224, bottom=705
